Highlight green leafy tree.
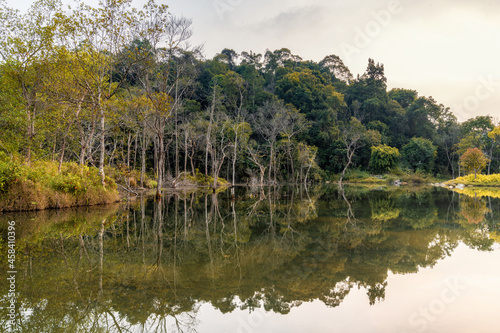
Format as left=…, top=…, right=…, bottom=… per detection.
left=0, top=0, right=62, bottom=162
left=369, top=145, right=400, bottom=173
left=388, top=88, right=417, bottom=109
left=401, top=137, right=437, bottom=173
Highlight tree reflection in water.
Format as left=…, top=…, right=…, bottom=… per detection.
left=0, top=185, right=499, bottom=332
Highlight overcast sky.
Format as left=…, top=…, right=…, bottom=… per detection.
left=8, top=0, right=500, bottom=122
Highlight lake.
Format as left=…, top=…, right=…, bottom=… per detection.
left=1, top=185, right=500, bottom=332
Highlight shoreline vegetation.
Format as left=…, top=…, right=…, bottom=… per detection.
left=2, top=156, right=500, bottom=212
left=0, top=155, right=436, bottom=212
left=0, top=158, right=121, bottom=212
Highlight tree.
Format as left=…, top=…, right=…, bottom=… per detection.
left=388, top=88, right=417, bottom=109
left=401, top=137, right=437, bottom=173
left=487, top=125, right=500, bottom=174
left=280, top=106, right=308, bottom=181
left=134, top=5, right=197, bottom=194
left=254, top=100, right=288, bottom=184
left=60, top=0, right=140, bottom=185
left=228, top=119, right=252, bottom=185
left=369, top=145, right=400, bottom=173
left=459, top=148, right=489, bottom=179
left=318, top=54, right=353, bottom=83
left=42, top=47, right=94, bottom=172
left=339, top=117, right=366, bottom=184
left=0, top=0, right=61, bottom=163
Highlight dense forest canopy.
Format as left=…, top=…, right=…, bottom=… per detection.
left=1, top=0, right=499, bottom=193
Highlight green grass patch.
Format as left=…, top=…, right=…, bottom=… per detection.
left=446, top=174, right=500, bottom=186
left=341, top=170, right=383, bottom=184
left=0, top=157, right=119, bottom=211
left=176, top=169, right=230, bottom=187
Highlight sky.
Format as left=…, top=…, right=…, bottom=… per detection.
left=7, top=0, right=500, bottom=122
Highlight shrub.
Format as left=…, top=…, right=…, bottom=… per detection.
left=401, top=137, right=437, bottom=173
left=146, top=179, right=157, bottom=189
left=0, top=159, right=20, bottom=193
left=0, top=160, right=120, bottom=211
left=369, top=145, right=400, bottom=173
left=52, top=174, right=86, bottom=195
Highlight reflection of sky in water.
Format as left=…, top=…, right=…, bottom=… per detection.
left=195, top=243, right=500, bottom=333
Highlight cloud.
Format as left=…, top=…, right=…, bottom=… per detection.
left=245, top=5, right=329, bottom=41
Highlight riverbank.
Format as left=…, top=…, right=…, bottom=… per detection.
left=337, top=169, right=443, bottom=185
left=445, top=174, right=500, bottom=186
left=0, top=159, right=120, bottom=212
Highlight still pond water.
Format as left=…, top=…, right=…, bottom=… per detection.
left=1, top=185, right=500, bottom=332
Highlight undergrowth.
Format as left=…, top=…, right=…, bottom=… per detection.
left=0, top=155, right=120, bottom=211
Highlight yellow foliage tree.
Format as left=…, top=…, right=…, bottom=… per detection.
left=459, top=148, right=489, bottom=179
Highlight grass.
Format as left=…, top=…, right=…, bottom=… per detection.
left=338, top=169, right=440, bottom=185
left=175, top=169, right=230, bottom=188
left=338, top=170, right=386, bottom=184
left=0, top=157, right=120, bottom=212
left=446, top=174, right=500, bottom=186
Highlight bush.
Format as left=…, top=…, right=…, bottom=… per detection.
left=52, top=174, right=87, bottom=195
left=0, top=158, right=20, bottom=193
left=451, top=174, right=500, bottom=185
left=0, top=160, right=119, bottom=211
left=345, top=169, right=371, bottom=181
left=343, top=169, right=385, bottom=184
left=401, top=137, right=437, bottom=173
left=400, top=170, right=434, bottom=184
left=146, top=179, right=157, bottom=189
left=369, top=145, right=400, bottom=173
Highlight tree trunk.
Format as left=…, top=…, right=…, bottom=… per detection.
left=127, top=132, right=132, bottom=168
left=339, top=148, right=355, bottom=185
left=99, top=106, right=106, bottom=186
left=133, top=133, right=138, bottom=170
left=175, top=105, right=179, bottom=178
left=232, top=128, right=238, bottom=186
left=156, top=133, right=164, bottom=197
left=288, top=139, right=295, bottom=182
left=304, top=151, right=316, bottom=184
left=184, top=129, right=188, bottom=181
left=206, top=87, right=216, bottom=176
left=488, top=145, right=494, bottom=175
left=58, top=137, right=67, bottom=174
left=190, top=144, right=196, bottom=177
left=141, top=126, right=147, bottom=188
left=268, top=144, right=274, bottom=185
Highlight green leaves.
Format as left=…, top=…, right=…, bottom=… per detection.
left=369, top=145, right=400, bottom=173
left=402, top=137, right=437, bottom=173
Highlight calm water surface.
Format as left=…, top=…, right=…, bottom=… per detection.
left=1, top=185, right=500, bottom=332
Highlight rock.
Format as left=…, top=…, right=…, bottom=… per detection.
left=456, top=184, right=465, bottom=189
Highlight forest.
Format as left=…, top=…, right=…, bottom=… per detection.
left=1, top=0, right=499, bottom=199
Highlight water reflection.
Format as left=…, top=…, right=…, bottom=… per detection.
left=1, top=185, right=500, bottom=332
